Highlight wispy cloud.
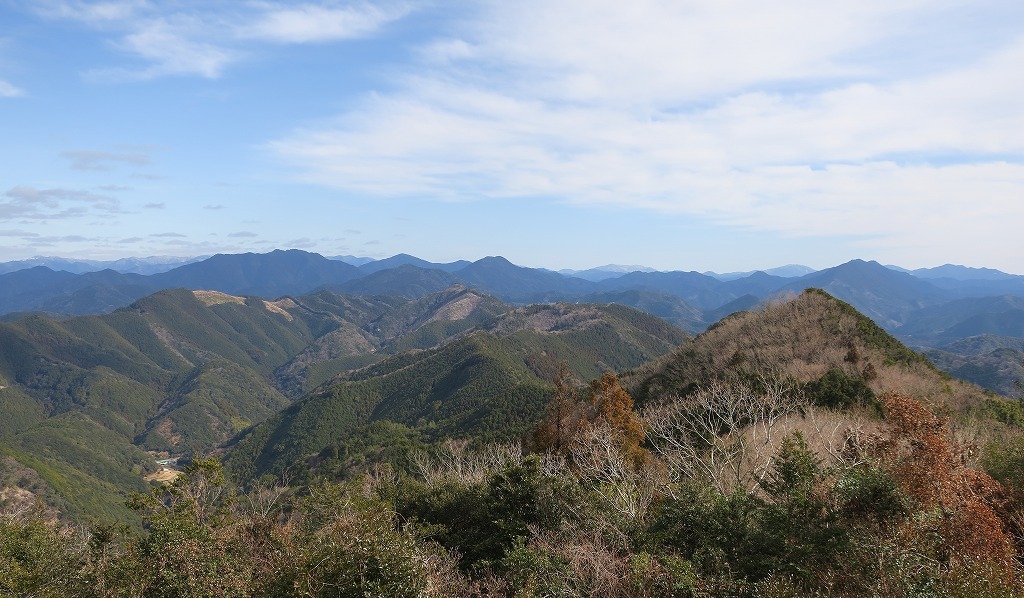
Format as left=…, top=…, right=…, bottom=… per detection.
left=0, top=79, right=24, bottom=97
left=238, top=3, right=413, bottom=44
left=1, top=186, right=122, bottom=220
left=62, top=149, right=150, bottom=171
left=0, top=229, right=38, bottom=238
left=228, top=231, right=258, bottom=238
left=270, top=0, right=1024, bottom=266
left=150, top=232, right=186, bottom=238
left=35, top=1, right=413, bottom=79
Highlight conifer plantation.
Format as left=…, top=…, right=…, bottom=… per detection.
left=2, top=289, right=1024, bottom=595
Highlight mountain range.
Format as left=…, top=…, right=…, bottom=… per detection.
left=2, top=249, right=1023, bottom=395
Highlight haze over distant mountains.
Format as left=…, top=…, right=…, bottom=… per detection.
left=2, top=249, right=1023, bottom=395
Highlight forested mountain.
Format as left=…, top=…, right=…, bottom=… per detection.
left=898, top=295, right=1024, bottom=344
left=454, top=256, right=596, bottom=300
left=150, top=249, right=363, bottom=297
left=329, top=264, right=461, bottom=298
left=224, top=301, right=687, bottom=481
left=0, top=285, right=683, bottom=522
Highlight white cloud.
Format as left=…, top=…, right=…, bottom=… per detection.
left=239, top=3, right=412, bottom=44
left=114, top=18, right=239, bottom=79
left=36, top=1, right=412, bottom=79
left=34, top=0, right=146, bottom=24
left=270, top=0, right=1024, bottom=265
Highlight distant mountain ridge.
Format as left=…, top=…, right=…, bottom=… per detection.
left=0, top=255, right=205, bottom=275
left=3, top=250, right=1024, bottom=385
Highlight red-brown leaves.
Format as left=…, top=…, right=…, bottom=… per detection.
left=878, top=393, right=1015, bottom=570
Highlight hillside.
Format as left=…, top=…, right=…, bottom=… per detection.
left=924, top=335, right=1024, bottom=397
left=223, top=302, right=688, bottom=481
left=0, top=286, right=684, bottom=521
left=629, top=288, right=984, bottom=411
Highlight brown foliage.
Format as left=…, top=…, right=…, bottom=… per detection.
left=587, top=373, right=649, bottom=468
left=875, top=393, right=1016, bottom=571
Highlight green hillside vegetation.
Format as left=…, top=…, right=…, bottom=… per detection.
left=0, top=285, right=684, bottom=524
left=926, top=340, right=1024, bottom=398
left=224, top=302, right=687, bottom=482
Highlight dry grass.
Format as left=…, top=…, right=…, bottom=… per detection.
left=144, top=468, right=183, bottom=483
left=262, top=299, right=294, bottom=320
left=192, top=290, right=245, bottom=306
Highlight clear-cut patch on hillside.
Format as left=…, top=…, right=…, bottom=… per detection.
left=193, top=290, right=245, bottom=306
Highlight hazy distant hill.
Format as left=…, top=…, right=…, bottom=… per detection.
left=358, top=253, right=470, bottom=274
left=898, top=296, right=1024, bottom=345
left=910, top=264, right=1022, bottom=281
left=453, top=256, right=594, bottom=300
left=0, top=255, right=202, bottom=275
left=568, top=289, right=705, bottom=333
left=3, top=251, right=1024, bottom=371
left=706, top=264, right=816, bottom=280
left=924, top=335, right=1024, bottom=397
left=597, top=270, right=742, bottom=309
left=558, top=264, right=660, bottom=282
left=778, top=259, right=951, bottom=328
left=0, top=267, right=157, bottom=315
left=152, top=249, right=363, bottom=297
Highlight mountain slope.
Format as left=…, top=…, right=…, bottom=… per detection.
left=454, top=256, right=595, bottom=300
left=152, top=249, right=363, bottom=298
left=898, top=296, right=1024, bottom=345
left=571, top=289, right=706, bottom=333
left=331, top=264, right=462, bottom=298
left=629, top=288, right=980, bottom=410
left=597, top=270, right=739, bottom=310
left=779, top=260, right=951, bottom=328
left=0, top=285, right=585, bottom=520
left=358, top=253, right=470, bottom=274
left=224, top=302, right=688, bottom=480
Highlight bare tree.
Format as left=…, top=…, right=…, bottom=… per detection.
left=643, top=379, right=804, bottom=494
left=410, top=439, right=523, bottom=487
left=568, top=423, right=663, bottom=521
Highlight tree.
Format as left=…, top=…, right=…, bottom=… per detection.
left=875, top=393, right=1015, bottom=572
left=531, top=363, right=584, bottom=455
left=644, top=379, right=803, bottom=494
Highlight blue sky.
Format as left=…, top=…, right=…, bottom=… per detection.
left=1, top=0, right=1022, bottom=273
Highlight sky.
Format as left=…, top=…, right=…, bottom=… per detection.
left=1, top=0, right=1022, bottom=274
